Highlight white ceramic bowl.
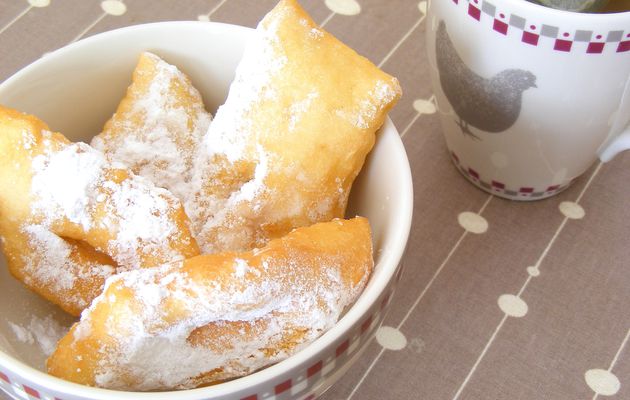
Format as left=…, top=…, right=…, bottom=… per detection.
left=0, top=22, right=413, bottom=400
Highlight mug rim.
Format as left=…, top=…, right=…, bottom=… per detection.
left=491, top=0, right=630, bottom=20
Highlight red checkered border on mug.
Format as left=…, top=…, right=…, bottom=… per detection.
left=451, top=152, right=571, bottom=198
left=451, top=0, right=630, bottom=53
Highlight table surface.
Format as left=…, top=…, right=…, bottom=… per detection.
left=0, top=1, right=629, bottom=399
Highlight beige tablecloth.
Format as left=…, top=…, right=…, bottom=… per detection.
left=0, top=0, right=628, bottom=399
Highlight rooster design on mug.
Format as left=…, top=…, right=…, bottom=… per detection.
left=436, top=21, right=537, bottom=139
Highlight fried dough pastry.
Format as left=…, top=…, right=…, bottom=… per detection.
left=93, top=1, right=401, bottom=254
left=47, top=217, right=373, bottom=390
left=187, top=0, right=401, bottom=253
left=91, top=52, right=212, bottom=200
left=0, top=106, right=199, bottom=315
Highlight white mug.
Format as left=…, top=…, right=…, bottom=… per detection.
left=426, top=0, right=630, bottom=200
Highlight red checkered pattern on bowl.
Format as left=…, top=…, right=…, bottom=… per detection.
left=0, top=265, right=405, bottom=400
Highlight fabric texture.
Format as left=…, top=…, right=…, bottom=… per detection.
left=0, top=1, right=628, bottom=399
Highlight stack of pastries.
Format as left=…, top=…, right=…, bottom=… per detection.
left=0, top=0, right=401, bottom=391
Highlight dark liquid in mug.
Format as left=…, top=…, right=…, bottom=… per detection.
left=597, top=0, right=630, bottom=12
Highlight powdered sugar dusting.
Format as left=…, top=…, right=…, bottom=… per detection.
left=288, top=91, right=319, bottom=131
left=101, top=176, right=182, bottom=269
left=233, top=258, right=249, bottom=278
left=31, top=142, right=105, bottom=230
left=186, top=3, right=400, bottom=254
left=336, top=79, right=400, bottom=129
left=21, top=225, right=114, bottom=309
left=234, top=146, right=269, bottom=204
left=185, top=11, right=288, bottom=252
left=184, top=6, right=294, bottom=253
left=23, top=225, right=84, bottom=291
left=9, top=315, right=68, bottom=357
left=8, top=322, right=33, bottom=345
left=92, top=52, right=211, bottom=202
left=202, top=11, right=287, bottom=163
left=68, top=222, right=370, bottom=390
left=20, top=129, right=36, bottom=150
left=309, top=27, right=324, bottom=39
left=29, top=141, right=192, bottom=270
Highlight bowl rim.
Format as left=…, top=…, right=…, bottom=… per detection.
left=0, top=20, right=414, bottom=399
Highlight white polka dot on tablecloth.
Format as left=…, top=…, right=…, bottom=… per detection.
left=376, top=326, right=407, bottom=350
left=526, top=266, right=540, bottom=277
left=585, top=369, right=620, bottom=396
left=498, top=294, right=528, bottom=317
left=101, top=0, right=127, bottom=16
left=197, top=14, right=210, bottom=22
left=559, top=201, right=585, bottom=219
left=324, top=0, right=361, bottom=15
left=458, top=212, right=488, bottom=234
left=413, top=98, right=436, bottom=115
left=28, top=0, right=50, bottom=7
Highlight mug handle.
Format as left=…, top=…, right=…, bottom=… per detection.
left=598, top=73, right=630, bottom=162
left=599, top=126, right=630, bottom=162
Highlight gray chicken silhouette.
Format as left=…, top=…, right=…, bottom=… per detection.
left=436, top=21, right=537, bottom=139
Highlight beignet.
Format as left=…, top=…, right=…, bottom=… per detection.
left=189, top=0, right=401, bottom=253
left=47, top=217, right=373, bottom=390
left=91, top=52, right=212, bottom=201
left=93, top=1, right=401, bottom=255
left=0, top=106, right=199, bottom=315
